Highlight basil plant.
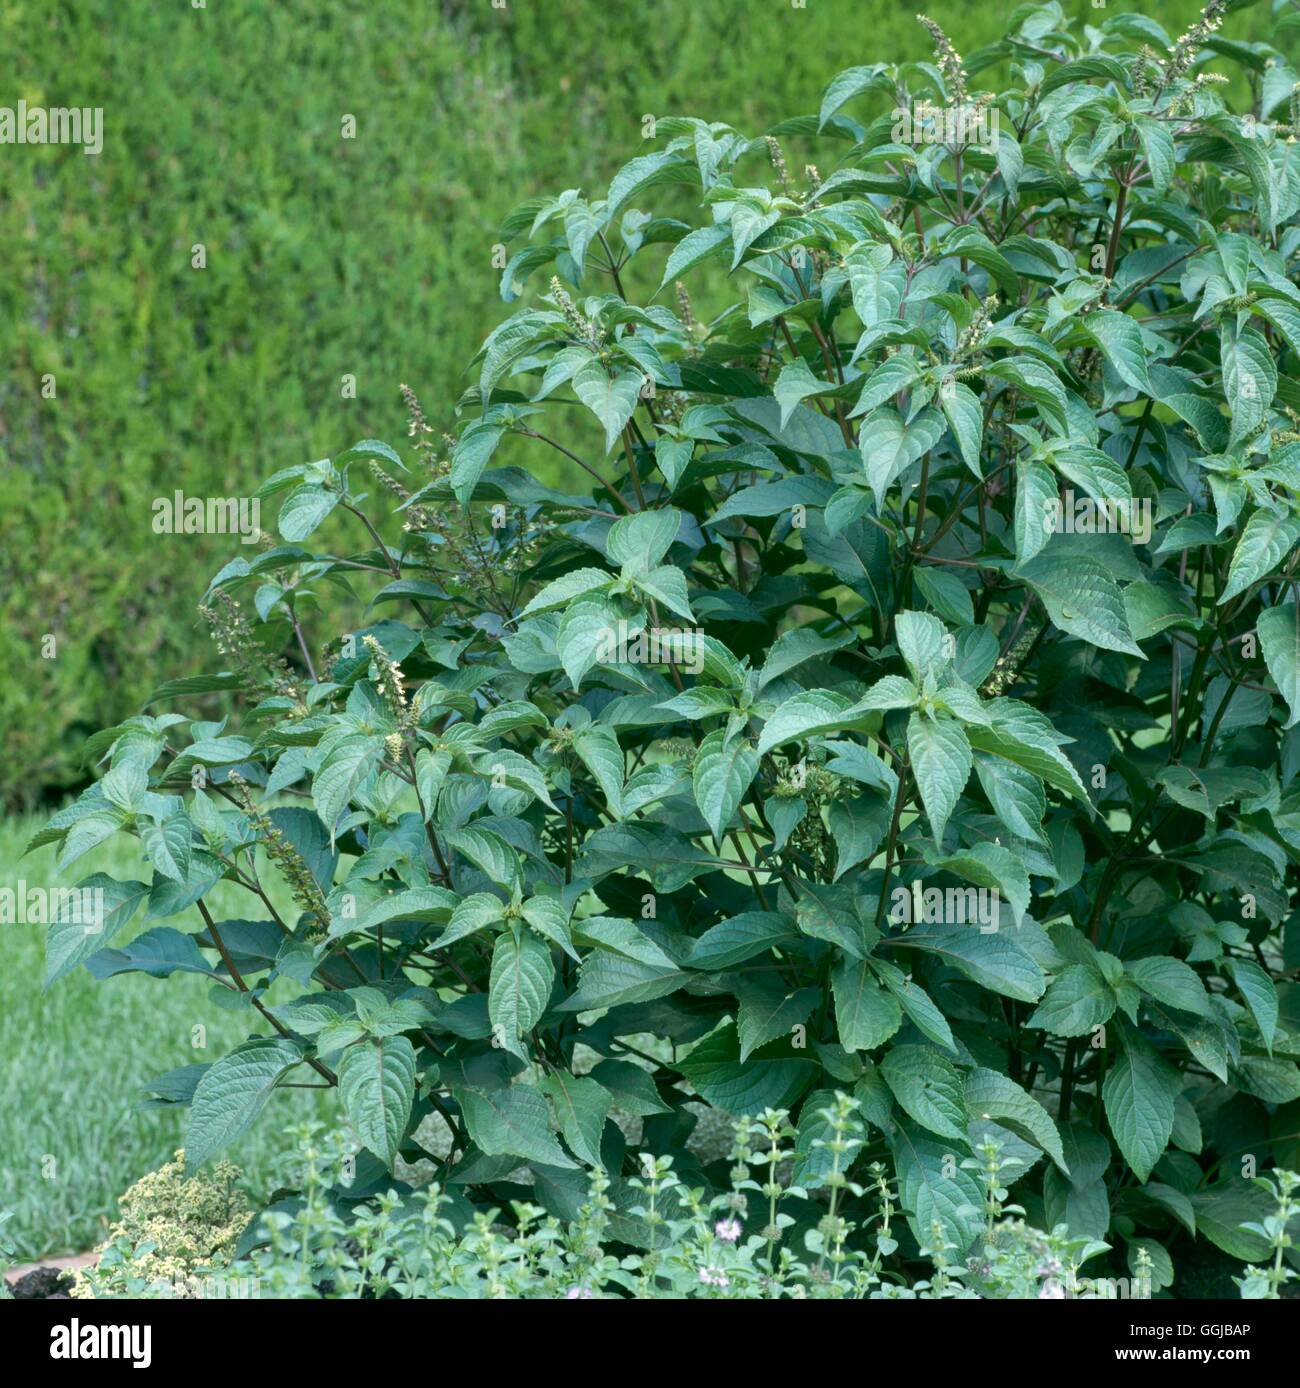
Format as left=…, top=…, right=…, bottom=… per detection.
left=35, top=1, right=1300, bottom=1284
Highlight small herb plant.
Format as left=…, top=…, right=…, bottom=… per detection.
left=34, top=2, right=1300, bottom=1288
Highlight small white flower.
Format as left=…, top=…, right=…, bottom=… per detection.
left=714, top=1217, right=742, bottom=1243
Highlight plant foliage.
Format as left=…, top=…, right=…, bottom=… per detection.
left=36, top=2, right=1300, bottom=1289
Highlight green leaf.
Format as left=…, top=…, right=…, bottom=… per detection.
left=678, top=1023, right=817, bottom=1115
left=658, top=224, right=729, bottom=290
left=890, top=919, right=1046, bottom=1003
left=880, top=1045, right=968, bottom=1143
left=964, top=1068, right=1068, bottom=1173
left=1134, top=116, right=1175, bottom=195
left=45, top=875, right=149, bottom=988
left=605, top=150, right=695, bottom=222
left=938, top=380, right=983, bottom=477
left=687, top=911, right=795, bottom=970
left=186, top=1037, right=304, bottom=1169
left=520, top=566, right=612, bottom=617
left=139, top=804, right=193, bottom=883
left=450, top=421, right=507, bottom=506
left=573, top=361, right=643, bottom=453
left=965, top=699, right=1088, bottom=801
left=278, top=485, right=339, bottom=542
left=774, top=359, right=833, bottom=428
left=873, top=960, right=955, bottom=1052
left=1028, top=964, right=1115, bottom=1037
left=520, top=895, right=579, bottom=960
left=572, top=916, right=676, bottom=970
left=890, top=1122, right=984, bottom=1255
left=636, top=565, right=695, bottom=622
left=1225, top=958, right=1278, bottom=1054
left=313, top=734, right=384, bottom=835
left=86, top=926, right=212, bottom=981
left=589, top=1059, right=670, bottom=1116
left=818, top=64, right=888, bottom=128
left=975, top=754, right=1047, bottom=847
left=1016, top=554, right=1143, bottom=656
left=692, top=729, right=758, bottom=841
left=1220, top=511, right=1300, bottom=605
left=607, top=508, right=683, bottom=571
left=1258, top=603, right=1300, bottom=729
left=557, top=951, right=687, bottom=1012
left=832, top=957, right=903, bottom=1051
left=475, top=749, right=557, bottom=811
left=538, top=1071, right=611, bottom=1167
left=1014, top=459, right=1058, bottom=564
left=555, top=594, right=621, bottom=691
left=913, top=567, right=974, bottom=627
left=1126, top=955, right=1212, bottom=1018
left=438, top=891, right=506, bottom=949
left=488, top=929, right=555, bottom=1060
left=926, top=841, right=1030, bottom=926
left=1082, top=309, right=1151, bottom=394
left=859, top=407, right=942, bottom=510
left=1221, top=326, right=1277, bottom=447
left=757, top=689, right=863, bottom=756
left=459, top=1083, right=577, bottom=1168
left=906, top=712, right=972, bottom=843
left=1102, top=1025, right=1181, bottom=1182
left=735, top=980, right=820, bottom=1062
left=337, top=1035, right=417, bottom=1168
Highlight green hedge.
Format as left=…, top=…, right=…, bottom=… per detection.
left=0, top=0, right=1244, bottom=805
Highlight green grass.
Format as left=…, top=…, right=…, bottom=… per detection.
left=0, top=815, right=337, bottom=1263
left=0, top=0, right=1245, bottom=808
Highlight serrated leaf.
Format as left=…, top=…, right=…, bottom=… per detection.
left=692, top=729, right=758, bottom=841
left=1226, top=958, right=1278, bottom=1054
left=880, top=1045, right=968, bottom=1142
left=45, top=875, right=150, bottom=988
left=906, top=712, right=972, bottom=843
left=538, top=1071, right=611, bottom=1167
left=186, top=1037, right=304, bottom=1168
left=1082, top=310, right=1151, bottom=394
left=488, top=929, right=554, bottom=1060
left=939, top=380, right=983, bottom=477
left=1259, top=602, right=1300, bottom=729
left=337, top=1035, right=417, bottom=1168
left=1016, top=553, right=1142, bottom=656
left=459, top=1083, right=577, bottom=1168
left=1028, top=964, right=1115, bottom=1037
left=964, top=1067, right=1068, bottom=1173
left=1220, top=511, right=1300, bottom=605
left=1102, top=1026, right=1181, bottom=1183
left=890, top=919, right=1046, bottom=1002
left=833, top=957, right=903, bottom=1051
left=573, top=361, right=643, bottom=453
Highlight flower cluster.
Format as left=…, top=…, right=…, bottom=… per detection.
left=228, top=770, right=332, bottom=937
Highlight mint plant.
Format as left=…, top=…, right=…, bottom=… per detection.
left=33, top=2, right=1300, bottom=1288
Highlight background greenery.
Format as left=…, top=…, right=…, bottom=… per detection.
left=0, top=0, right=1273, bottom=1261
left=0, top=0, right=1248, bottom=809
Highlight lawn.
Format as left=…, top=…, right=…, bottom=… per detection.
left=0, top=814, right=338, bottom=1263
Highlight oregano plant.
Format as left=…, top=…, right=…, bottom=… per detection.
left=35, top=2, right=1300, bottom=1287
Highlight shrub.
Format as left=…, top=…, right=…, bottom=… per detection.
left=34, top=2, right=1300, bottom=1293
left=71, top=1152, right=251, bottom=1299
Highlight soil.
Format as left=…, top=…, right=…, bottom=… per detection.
left=5, top=1252, right=97, bottom=1299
